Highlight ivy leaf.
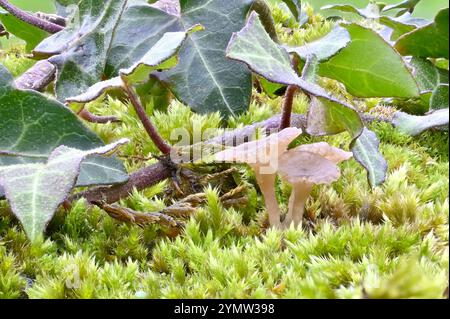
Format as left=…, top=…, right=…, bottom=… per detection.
left=54, top=0, right=80, bottom=16
left=379, top=13, right=429, bottom=41
left=280, top=0, right=302, bottom=22
left=431, top=84, right=449, bottom=110
left=227, top=12, right=364, bottom=139
left=66, top=27, right=201, bottom=108
left=149, top=0, right=180, bottom=16
left=0, top=139, right=128, bottom=241
left=306, top=97, right=363, bottom=139
left=393, top=109, right=449, bottom=136
left=0, top=65, right=128, bottom=188
left=321, top=3, right=383, bottom=19
left=108, top=0, right=254, bottom=116
left=34, top=0, right=129, bottom=102
left=321, top=3, right=427, bottom=41
left=395, top=8, right=449, bottom=59
left=318, top=23, right=419, bottom=98
left=227, top=12, right=350, bottom=102
left=409, top=57, right=440, bottom=93
left=286, top=26, right=351, bottom=62
left=120, top=25, right=203, bottom=83
left=0, top=9, right=49, bottom=52
left=351, top=128, right=388, bottom=188
left=383, top=0, right=422, bottom=16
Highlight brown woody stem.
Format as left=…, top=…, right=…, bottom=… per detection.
left=280, top=55, right=300, bottom=130
left=0, top=0, right=64, bottom=34
left=280, top=85, right=298, bottom=130
left=121, top=78, right=172, bottom=155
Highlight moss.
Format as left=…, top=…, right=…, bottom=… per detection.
left=0, top=3, right=448, bottom=300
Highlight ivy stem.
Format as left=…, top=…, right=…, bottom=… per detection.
left=252, top=0, right=279, bottom=43
left=0, top=0, right=64, bottom=34
left=280, top=86, right=298, bottom=130
left=78, top=109, right=120, bottom=124
left=121, top=78, right=172, bottom=155
left=280, top=55, right=300, bottom=130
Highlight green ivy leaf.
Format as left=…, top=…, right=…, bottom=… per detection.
left=227, top=12, right=354, bottom=103
left=108, top=0, right=254, bottom=116
left=431, top=84, right=449, bottom=110
left=227, top=11, right=365, bottom=140
left=379, top=13, right=428, bottom=41
left=54, top=0, right=80, bottom=17
left=409, top=57, right=440, bottom=93
left=321, top=3, right=383, bottom=19
left=34, top=0, right=128, bottom=102
left=120, top=25, right=203, bottom=83
left=0, top=9, right=49, bottom=52
left=66, top=27, right=200, bottom=108
left=280, top=0, right=302, bottom=22
left=0, top=65, right=128, bottom=188
left=395, top=8, right=449, bottom=59
left=383, top=0, right=422, bottom=16
left=319, top=23, right=420, bottom=98
left=0, top=139, right=128, bottom=241
left=306, top=96, right=363, bottom=139
left=286, top=26, right=351, bottom=62
left=351, top=128, right=388, bottom=188
left=393, top=109, right=449, bottom=136
left=321, top=3, right=428, bottom=41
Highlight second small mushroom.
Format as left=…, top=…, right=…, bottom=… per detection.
left=278, top=143, right=353, bottom=228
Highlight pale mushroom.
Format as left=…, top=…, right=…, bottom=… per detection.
left=278, top=143, right=352, bottom=228
left=215, top=128, right=302, bottom=227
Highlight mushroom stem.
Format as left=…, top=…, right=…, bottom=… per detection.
left=284, top=182, right=313, bottom=227
left=254, top=170, right=281, bottom=227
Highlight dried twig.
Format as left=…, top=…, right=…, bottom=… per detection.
left=95, top=202, right=181, bottom=228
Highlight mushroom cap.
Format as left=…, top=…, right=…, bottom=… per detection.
left=278, top=150, right=340, bottom=185
left=295, top=142, right=353, bottom=164
left=215, top=127, right=302, bottom=167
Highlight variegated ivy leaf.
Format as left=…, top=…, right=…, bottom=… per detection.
left=67, top=27, right=201, bottom=109
left=393, top=109, right=449, bottom=136
left=34, top=0, right=129, bottom=102
left=286, top=26, right=351, bottom=62
left=0, top=139, right=128, bottom=241
left=0, top=65, right=128, bottom=188
left=351, top=128, right=388, bottom=188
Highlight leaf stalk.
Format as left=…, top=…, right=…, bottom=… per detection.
left=0, top=0, right=64, bottom=34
